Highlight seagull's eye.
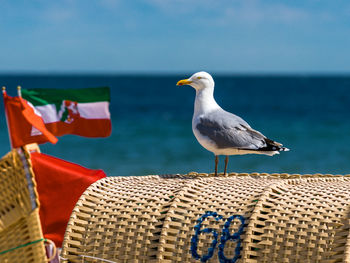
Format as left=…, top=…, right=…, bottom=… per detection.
left=197, top=76, right=202, bottom=79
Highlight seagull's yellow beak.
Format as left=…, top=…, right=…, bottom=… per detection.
left=176, top=79, right=192, bottom=86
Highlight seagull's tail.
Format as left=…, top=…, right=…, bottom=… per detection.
left=263, top=138, right=290, bottom=152
left=279, top=147, right=290, bottom=152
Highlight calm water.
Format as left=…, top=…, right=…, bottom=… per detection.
left=1, top=74, right=350, bottom=176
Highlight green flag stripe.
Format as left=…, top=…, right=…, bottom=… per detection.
left=22, top=87, right=110, bottom=106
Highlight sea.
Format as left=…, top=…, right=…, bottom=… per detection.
left=0, top=74, right=350, bottom=176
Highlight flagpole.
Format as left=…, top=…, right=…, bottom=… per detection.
left=2, top=86, right=13, bottom=149
left=17, top=85, right=22, bottom=97
left=15, top=86, right=38, bottom=210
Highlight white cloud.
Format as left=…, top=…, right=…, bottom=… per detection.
left=269, top=4, right=309, bottom=23
left=43, top=7, right=75, bottom=23
left=222, top=1, right=309, bottom=25
left=145, top=0, right=321, bottom=26
left=145, top=0, right=220, bottom=15
left=99, top=0, right=122, bottom=10
left=37, top=0, right=77, bottom=24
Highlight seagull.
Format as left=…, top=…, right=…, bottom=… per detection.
left=177, top=71, right=289, bottom=176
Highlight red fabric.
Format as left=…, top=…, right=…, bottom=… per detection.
left=2, top=92, right=58, bottom=148
left=45, top=118, right=111, bottom=137
left=30, top=152, right=106, bottom=247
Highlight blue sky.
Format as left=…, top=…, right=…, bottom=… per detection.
left=1, top=0, right=350, bottom=73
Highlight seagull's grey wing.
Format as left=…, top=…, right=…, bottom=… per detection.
left=195, top=110, right=277, bottom=150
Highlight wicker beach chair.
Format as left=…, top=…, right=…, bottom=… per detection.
left=0, top=149, right=47, bottom=263
left=61, top=172, right=350, bottom=263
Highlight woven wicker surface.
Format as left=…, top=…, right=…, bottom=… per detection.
left=62, top=173, right=350, bottom=263
left=0, top=150, right=47, bottom=263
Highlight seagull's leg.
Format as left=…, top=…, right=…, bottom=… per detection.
left=224, top=156, right=229, bottom=175
left=215, top=155, right=218, bottom=176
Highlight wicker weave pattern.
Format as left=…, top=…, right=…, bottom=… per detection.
left=0, top=150, right=46, bottom=263
left=62, top=173, right=350, bottom=263
left=0, top=150, right=34, bottom=231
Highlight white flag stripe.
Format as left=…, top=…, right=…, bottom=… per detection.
left=31, top=126, right=43, bottom=136
left=34, top=101, right=110, bottom=123
left=78, top=102, right=110, bottom=119
left=36, top=104, right=60, bottom=123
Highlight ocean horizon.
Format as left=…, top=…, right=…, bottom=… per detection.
left=1, top=73, right=350, bottom=176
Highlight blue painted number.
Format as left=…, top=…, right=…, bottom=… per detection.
left=191, top=212, right=246, bottom=263
left=191, top=211, right=223, bottom=262
left=218, top=215, right=245, bottom=263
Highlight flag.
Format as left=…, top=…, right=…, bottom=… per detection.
left=30, top=152, right=106, bottom=247
left=3, top=91, right=58, bottom=148
left=22, top=87, right=111, bottom=138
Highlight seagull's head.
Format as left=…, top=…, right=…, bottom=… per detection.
left=176, top=71, right=214, bottom=91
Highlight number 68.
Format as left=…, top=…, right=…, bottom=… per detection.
left=190, top=211, right=245, bottom=263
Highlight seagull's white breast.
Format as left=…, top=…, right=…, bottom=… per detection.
left=192, top=115, right=218, bottom=154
